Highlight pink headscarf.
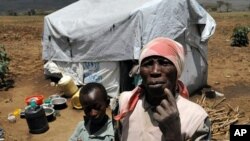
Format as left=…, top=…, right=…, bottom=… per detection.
left=139, top=37, right=185, bottom=78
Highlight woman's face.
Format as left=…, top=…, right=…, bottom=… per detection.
left=81, top=88, right=107, bottom=123
left=140, top=56, right=177, bottom=105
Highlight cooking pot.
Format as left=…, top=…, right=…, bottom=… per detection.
left=43, top=107, right=56, bottom=122
left=49, top=94, right=61, bottom=100
left=51, top=97, right=67, bottom=110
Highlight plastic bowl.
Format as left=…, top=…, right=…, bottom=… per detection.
left=25, top=95, right=44, bottom=105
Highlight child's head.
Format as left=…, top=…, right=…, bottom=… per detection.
left=79, top=82, right=109, bottom=122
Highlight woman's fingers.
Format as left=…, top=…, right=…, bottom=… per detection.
left=164, top=88, right=177, bottom=106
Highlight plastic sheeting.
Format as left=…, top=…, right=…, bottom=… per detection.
left=42, top=0, right=216, bottom=94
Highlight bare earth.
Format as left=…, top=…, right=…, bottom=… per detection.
left=0, top=12, right=250, bottom=141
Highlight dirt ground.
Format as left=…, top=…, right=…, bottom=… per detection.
left=0, top=12, right=250, bottom=141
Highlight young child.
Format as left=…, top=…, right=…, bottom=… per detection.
left=69, top=82, right=114, bottom=141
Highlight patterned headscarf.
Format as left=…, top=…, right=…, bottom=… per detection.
left=139, top=37, right=185, bottom=78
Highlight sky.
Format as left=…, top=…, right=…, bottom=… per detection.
left=197, top=0, right=250, bottom=10
left=0, top=0, right=249, bottom=13
left=0, top=0, right=77, bottom=12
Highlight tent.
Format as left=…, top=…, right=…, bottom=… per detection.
left=42, top=0, right=216, bottom=98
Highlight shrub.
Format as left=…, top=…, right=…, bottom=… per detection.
left=231, top=26, right=249, bottom=47
left=0, top=44, right=10, bottom=85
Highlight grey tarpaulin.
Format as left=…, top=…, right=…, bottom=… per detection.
left=42, top=0, right=216, bottom=95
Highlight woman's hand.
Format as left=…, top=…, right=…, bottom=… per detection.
left=152, top=88, right=181, bottom=141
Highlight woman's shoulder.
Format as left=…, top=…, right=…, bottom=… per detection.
left=178, top=96, right=207, bottom=113
left=119, top=86, right=141, bottom=102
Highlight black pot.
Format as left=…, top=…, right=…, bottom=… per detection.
left=205, top=90, right=216, bottom=99
left=51, top=97, right=68, bottom=110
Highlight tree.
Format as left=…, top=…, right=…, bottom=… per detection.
left=224, top=2, right=232, bottom=12
left=217, top=1, right=224, bottom=12
left=217, top=1, right=224, bottom=8
left=7, top=10, right=17, bottom=16
left=28, top=9, right=36, bottom=16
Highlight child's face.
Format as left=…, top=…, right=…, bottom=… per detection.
left=81, top=88, right=107, bottom=122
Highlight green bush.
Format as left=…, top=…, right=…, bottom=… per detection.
left=231, top=26, right=249, bottom=47
left=0, top=44, right=10, bottom=85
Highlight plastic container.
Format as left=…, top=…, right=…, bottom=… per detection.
left=24, top=103, right=49, bottom=134
left=58, top=75, right=78, bottom=97
left=71, top=89, right=82, bottom=109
